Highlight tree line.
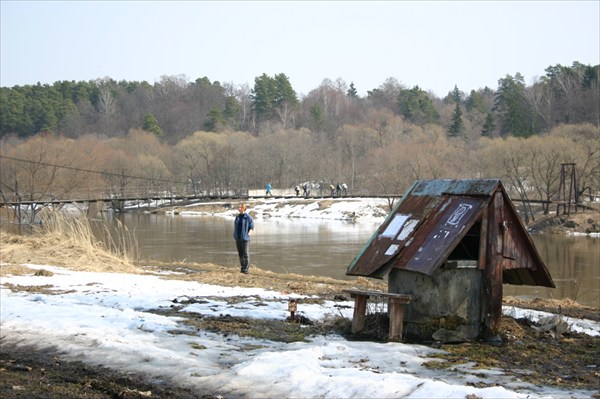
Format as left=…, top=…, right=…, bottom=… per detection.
left=1, top=62, right=598, bottom=142
left=1, top=121, right=597, bottom=220
left=0, top=61, right=598, bottom=222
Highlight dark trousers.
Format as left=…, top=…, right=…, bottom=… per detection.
left=236, top=240, right=250, bottom=272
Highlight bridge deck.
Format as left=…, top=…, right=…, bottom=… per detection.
left=0, top=194, right=401, bottom=207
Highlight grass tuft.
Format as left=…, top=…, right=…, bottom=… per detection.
left=0, top=209, right=139, bottom=274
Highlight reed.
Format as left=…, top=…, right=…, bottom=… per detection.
left=38, top=209, right=139, bottom=265
left=1, top=209, right=139, bottom=273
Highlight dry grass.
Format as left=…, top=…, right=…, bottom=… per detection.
left=0, top=208, right=384, bottom=296
left=144, top=261, right=386, bottom=297
left=0, top=209, right=140, bottom=275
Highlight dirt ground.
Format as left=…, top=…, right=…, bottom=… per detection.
left=1, top=260, right=599, bottom=398
left=1, top=209, right=599, bottom=398
left=0, top=343, right=219, bottom=399
left=527, top=208, right=600, bottom=235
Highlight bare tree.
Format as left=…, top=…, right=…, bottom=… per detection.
left=365, top=141, right=414, bottom=195
left=554, top=124, right=600, bottom=200
left=304, top=78, right=351, bottom=141
left=337, top=125, right=376, bottom=189
left=97, top=84, right=116, bottom=135
left=274, top=101, right=295, bottom=130
left=235, top=84, right=253, bottom=131
left=173, top=131, right=235, bottom=194
left=367, top=109, right=390, bottom=149
left=1, top=135, right=92, bottom=221
left=155, top=74, right=189, bottom=97
left=525, top=80, right=555, bottom=131
left=485, top=137, right=536, bottom=223
left=526, top=135, right=573, bottom=213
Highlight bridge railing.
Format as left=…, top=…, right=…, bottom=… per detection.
left=0, top=187, right=255, bottom=205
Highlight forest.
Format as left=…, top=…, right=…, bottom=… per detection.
left=0, top=61, right=598, bottom=220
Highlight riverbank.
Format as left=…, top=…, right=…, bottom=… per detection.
left=1, top=258, right=599, bottom=399
left=527, top=210, right=600, bottom=235
left=1, top=201, right=599, bottom=398
left=154, top=196, right=393, bottom=224
left=150, top=196, right=600, bottom=237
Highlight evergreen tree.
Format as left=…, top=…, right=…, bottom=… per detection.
left=310, top=104, right=325, bottom=132
left=347, top=82, right=358, bottom=98
left=273, top=73, right=298, bottom=106
left=494, top=73, right=536, bottom=136
left=204, top=109, right=225, bottom=132
left=251, top=73, right=276, bottom=121
left=142, top=113, right=164, bottom=138
left=194, top=76, right=212, bottom=87
left=447, top=102, right=464, bottom=137
left=450, top=85, right=462, bottom=104
left=251, top=73, right=297, bottom=125
left=223, top=96, right=240, bottom=129
left=443, top=86, right=463, bottom=104
left=397, top=86, right=439, bottom=124
left=582, top=65, right=599, bottom=90
left=466, top=90, right=484, bottom=113
left=481, top=112, right=496, bottom=137
left=0, top=88, right=28, bottom=137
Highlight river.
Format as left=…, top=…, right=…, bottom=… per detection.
left=108, top=212, right=599, bottom=309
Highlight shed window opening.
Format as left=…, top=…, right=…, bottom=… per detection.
left=447, top=220, right=481, bottom=261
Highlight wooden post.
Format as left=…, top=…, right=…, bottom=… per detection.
left=344, top=289, right=412, bottom=341
left=482, top=190, right=504, bottom=337
left=388, top=297, right=406, bottom=341
left=15, top=180, right=21, bottom=224
left=351, top=294, right=369, bottom=333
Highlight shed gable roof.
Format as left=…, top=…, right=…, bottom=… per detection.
left=346, top=179, right=554, bottom=288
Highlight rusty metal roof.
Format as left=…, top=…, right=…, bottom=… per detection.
left=346, top=179, right=554, bottom=288
left=409, top=178, right=501, bottom=197
left=392, top=195, right=487, bottom=275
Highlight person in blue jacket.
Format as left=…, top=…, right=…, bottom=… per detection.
left=266, top=182, right=272, bottom=196
left=233, top=203, right=254, bottom=274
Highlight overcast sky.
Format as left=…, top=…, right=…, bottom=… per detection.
left=1, top=1, right=598, bottom=97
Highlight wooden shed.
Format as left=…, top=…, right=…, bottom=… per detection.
left=346, top=179, right=555, bottom=342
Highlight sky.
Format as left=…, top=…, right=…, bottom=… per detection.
left=2, top=263, right=598, bottom=399
left=1, top=1, right=599, bottom=97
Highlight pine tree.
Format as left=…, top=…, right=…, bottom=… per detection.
left=481, top=112, right=496, bottom=137
left=447, top=102, right=464, bottom=137
left=142, top=113, right=164, bottom=138
left=495, top=73, right=536, bottom=136
left=397, top=86, right=439, bottom=124
left=251, top=73, right=275, bottom=121
left=223, top=96, right=240, bottom=129
left=310, top=104, right=325, bottom=132
left=450, top=85, right=462, bottom=103
left=204, top=109, right=225, bottom=132
left=347, top=82, right=358, bottom=98
left=251, top=73, right=297, bottom=124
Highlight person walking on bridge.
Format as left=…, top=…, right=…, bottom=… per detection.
left=341, top=182, right=348, bottom=196
left=233, top=203, right=254, bottom=274
left=266, top=182, right=272, bottom=196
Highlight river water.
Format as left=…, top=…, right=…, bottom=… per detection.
left=110, top=212, right=599, bottom=309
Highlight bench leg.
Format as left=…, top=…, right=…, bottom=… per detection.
left=351, top=295, right=368, bottom=333
left=388, top=298, right=406, bottom=342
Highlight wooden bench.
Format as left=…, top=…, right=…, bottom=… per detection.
left=343, top=289, right=412, bottom=342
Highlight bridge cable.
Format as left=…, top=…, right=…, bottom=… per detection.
left=0, top=155, right=188, bottom=185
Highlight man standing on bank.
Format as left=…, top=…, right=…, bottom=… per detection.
left=233, top=203, right=254, bottom=274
